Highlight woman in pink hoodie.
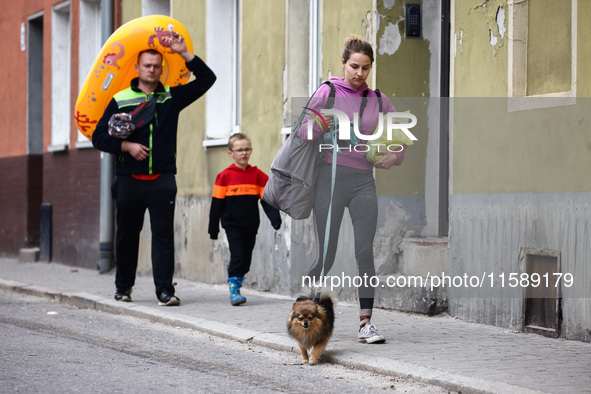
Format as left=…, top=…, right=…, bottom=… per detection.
left=301, top=36, right=406, bottom=344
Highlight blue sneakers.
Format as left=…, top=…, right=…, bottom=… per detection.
left=228, top=276, right=246, bottom=306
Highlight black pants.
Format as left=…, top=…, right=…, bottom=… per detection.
left=111, top=173, right=177, bottom=297
left=225, top=227, right=257, bottom=278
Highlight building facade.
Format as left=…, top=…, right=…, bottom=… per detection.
left=1, top=0, right=589, bottom=341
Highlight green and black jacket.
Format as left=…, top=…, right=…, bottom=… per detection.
left=92, top=55, right=216, bottom=176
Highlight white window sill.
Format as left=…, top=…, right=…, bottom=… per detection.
left=75, top=140, right=94, bottom=149
left=202, top=138, right=229, bottom=148
left=48, top=144, right=69, bottom=153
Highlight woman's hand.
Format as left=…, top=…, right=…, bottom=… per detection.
left=372, top=151, right=398, bottom=170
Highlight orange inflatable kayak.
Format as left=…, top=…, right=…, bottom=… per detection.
left=74, top=15, right=194, bottom=140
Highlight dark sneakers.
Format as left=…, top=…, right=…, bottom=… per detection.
left=158, top=291, right=180, bottom=306
left=115, top=287, right=180, bottom=306
left=114, top=288, right=132, bottom=302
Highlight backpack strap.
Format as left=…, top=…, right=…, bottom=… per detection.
left=293, top=81, right=335, bottom=133
left=375, top=88, right=383, bottom=113
left=325, top=81, right=335, bottom=109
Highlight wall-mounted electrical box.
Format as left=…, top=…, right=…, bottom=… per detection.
left=405, top=3, right=422, bottom=38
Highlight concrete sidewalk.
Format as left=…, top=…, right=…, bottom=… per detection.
left=1, top=257, right=590, bottom=393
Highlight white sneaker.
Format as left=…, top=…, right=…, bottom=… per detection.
left=358, top=323, right=386, bottom=344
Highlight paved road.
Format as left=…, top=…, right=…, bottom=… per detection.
left=1, top=289, right=449, bottom=393
left=3, top=258, right=591, bottom=393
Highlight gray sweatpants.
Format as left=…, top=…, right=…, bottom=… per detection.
left=307, top=163, right=377, bottom=310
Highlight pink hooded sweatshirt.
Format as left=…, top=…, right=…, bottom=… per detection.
left=298, top=77, right=405, bottom=171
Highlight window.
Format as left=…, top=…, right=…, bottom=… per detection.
left=203, top=0, right=240, bottom=147
left=282, top=0, right=321, bottom=136
left=77, top=0, right=101, bottom=146
left=309, top=0, right=321, bottom=96
left=27, top=13, right=44, bottom=155
left=508, top=0, right=577, bottom=111
left=50, top=1, right=71, bottom=152
left=143, top=0, right=170, bottom=16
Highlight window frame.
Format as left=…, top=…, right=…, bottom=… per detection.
left=203, top=0, right=241, bottom=148
left=507, top=0, right=577, bottom=112
left=49, top=0, right=72, bottom=152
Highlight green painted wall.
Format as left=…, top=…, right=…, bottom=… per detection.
left=452, top=0, right=508, bottom=97
left=374, top=1, right=429, bottom=196
left=577, top=0, right=591, bottom=96
left=452, top=98, right=591, bottom=194
left=173, top=0, right=210, bottom=197
left=452, top=0, right=591, bottom=194
left=323, top=0, right=428, bottom=197
left=322, top=0, right=373, bottom=80
left=527, top=0, right=571, bottom=96
left=239, top=0, right=286, bottom=175
left=120, top=0, right=141, bottom=24
left=376, top=1, right=430, bottom=97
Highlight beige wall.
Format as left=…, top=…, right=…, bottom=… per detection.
left=240, top=0, right=286, bottom=174
left=322, top=0, right=373, bottom=80
left=452, top=0, right=508, bottom=97
left=452, top=0, right=591, bottom=194
left=527, top=0, right=571, bottom=96
left=374, top=1, right=430, bottom=197
left=452, top=98, right=591, bottom=194
left=129, top=0, right=443, bottom=296
left=578, top=0, right=591, bottom=96
left=120, top=0, right=141, bottom=24
left=173, top=0, right=210, bottom=197
left=323, top=0, right=429, bottom=197
left=450, top=0, right=591, bottom=340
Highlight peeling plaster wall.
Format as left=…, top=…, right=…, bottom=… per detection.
left=374, top=1, right=442, bottom=237
left=322, top=0, right=374, bottom=80
left=288, top=195, right=427, bottom=302
left=450, top=0, right=591, bottom=340
left=448, top=192, right=591, bottom=341
left=452, top=0, right=508, bottom=97
left=137, top=196, right=292, bottom=294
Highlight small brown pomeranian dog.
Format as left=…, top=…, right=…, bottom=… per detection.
left=287, top=290, right=335, bottom=364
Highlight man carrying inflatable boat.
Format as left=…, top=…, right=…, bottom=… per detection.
left=92, top=30, right=216, bottom=306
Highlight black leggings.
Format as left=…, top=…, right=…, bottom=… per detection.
left=307, top=164, right=377, bottom=310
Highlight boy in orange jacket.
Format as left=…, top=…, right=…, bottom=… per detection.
left=208, top=133, right=281, bottom=305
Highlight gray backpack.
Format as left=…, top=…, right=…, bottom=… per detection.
left=263, top=82, right=335, bottom=219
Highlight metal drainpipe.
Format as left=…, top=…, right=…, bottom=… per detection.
left=97, top=0, right=115, bottom=273
left=438, top=0, right=451, bottom=237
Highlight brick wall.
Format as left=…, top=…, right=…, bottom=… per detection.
left=42, top=148, right=102, bottom=268
left=0, top=155, right=42, bottom=255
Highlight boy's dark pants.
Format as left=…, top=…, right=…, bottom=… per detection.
left=225, top=227, right=257, bottom=278
left=111, top=173, right=177, bottom=297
